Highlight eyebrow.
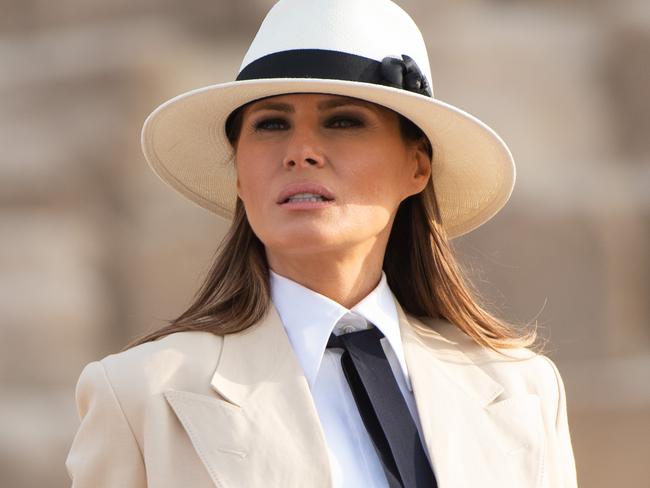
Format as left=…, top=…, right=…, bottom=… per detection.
left=247, top=101, right=295, bottom=114
left=246, top=96, right=378, bottom=114
left=316, top=97, right=377, bottom=112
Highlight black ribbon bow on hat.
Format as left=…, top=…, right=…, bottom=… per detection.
left=380, top=54, right=432, bottom=97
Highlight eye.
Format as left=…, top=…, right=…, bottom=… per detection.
left=326, top=115, right=364, bottom=129
left=253, top=117, right=289, bottom=131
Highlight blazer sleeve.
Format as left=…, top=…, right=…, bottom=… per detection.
left=542, top=356, right=579, bottom=488
left=65, top=360, right=147, bottom=488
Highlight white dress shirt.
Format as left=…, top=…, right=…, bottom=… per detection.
left=269, top=269, right=428, bottom=488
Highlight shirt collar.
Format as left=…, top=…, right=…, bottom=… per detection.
left=269, top=269, right=412, bottom=392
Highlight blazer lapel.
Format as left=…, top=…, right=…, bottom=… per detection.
left=164, top=304, right=332, bottom=488
left=397, top=301, right=545, bottom=488
left=164, top=297, right=544, bottom=488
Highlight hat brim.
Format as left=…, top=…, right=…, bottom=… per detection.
left=141, top=78, right=515, bottom=239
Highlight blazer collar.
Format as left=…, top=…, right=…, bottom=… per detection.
left=210, top=303, right=296, bottom=406
left=396, top=301, right=504, bottom=408
left=268, top=269, right=412, bottom=391
left=210, top=294, right=504, bottom=409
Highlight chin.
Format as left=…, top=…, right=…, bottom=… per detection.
left=263, top=227, right=352, bottom=255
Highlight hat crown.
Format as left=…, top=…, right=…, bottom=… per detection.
left=239, top=0, right=432, bottom=88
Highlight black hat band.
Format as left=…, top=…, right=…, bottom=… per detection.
left=236, top=49, right=432, bottom=98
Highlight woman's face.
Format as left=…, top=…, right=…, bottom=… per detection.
left=234, top=93, right=431, bottom=263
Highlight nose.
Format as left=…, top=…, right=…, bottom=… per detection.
left=282, top=123, right=326, bottom=169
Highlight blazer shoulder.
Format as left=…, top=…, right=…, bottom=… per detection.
left=414, top=315, right=560, bottom=397
left=102, top=330, right=224, bottom=369
left=414, top=314, right=538, bottom=361
left=85, top=331, right=225, bottom=408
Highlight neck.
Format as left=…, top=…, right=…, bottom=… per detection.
left=266, top=243, right=385, bottom=309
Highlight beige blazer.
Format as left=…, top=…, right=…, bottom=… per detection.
left=65, top=299, right=578, bottom=487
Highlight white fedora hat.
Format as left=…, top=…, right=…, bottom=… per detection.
left=141, top=0, right=515, bottom=239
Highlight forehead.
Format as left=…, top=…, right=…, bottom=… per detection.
left=243, top=93, right=390, bottom=115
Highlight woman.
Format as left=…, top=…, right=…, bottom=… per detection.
left=65, top=0, right=578, bottom=487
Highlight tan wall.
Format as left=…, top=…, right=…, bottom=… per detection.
left=1, top=0, right=648, bottom=486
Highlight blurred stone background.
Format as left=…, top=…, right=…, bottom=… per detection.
left=1, top=0, right=648, bottom=486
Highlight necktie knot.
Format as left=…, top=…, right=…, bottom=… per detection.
left=326, top=324, right=384, bottom=350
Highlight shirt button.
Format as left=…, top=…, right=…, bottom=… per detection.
left=342, top=325, right=356, bottom=334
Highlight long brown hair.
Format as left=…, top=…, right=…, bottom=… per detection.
left=124, top=100, right=541, bottom=356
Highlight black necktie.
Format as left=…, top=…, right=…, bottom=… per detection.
left=326, top=325, right=438, bottom=488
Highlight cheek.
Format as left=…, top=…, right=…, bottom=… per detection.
left=342, top=146, right=410, bottom=201
left=235, top=148, right=270, bottom=198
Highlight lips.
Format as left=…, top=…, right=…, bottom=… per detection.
left=276, top=182, right=335, bottom=204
